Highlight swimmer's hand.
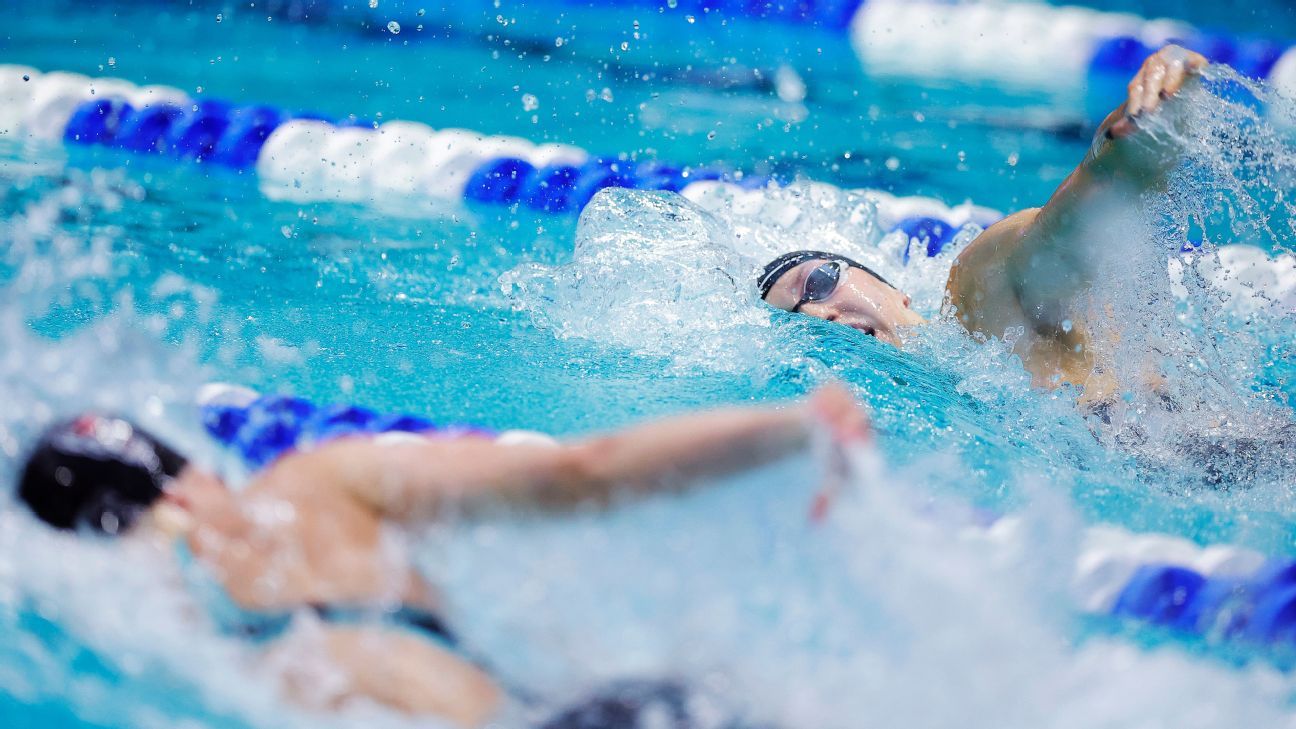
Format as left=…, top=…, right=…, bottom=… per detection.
left=808, top=382, right=872, bottom=444
left=806, top=383, right=872, bottom=524
left=1104, top=45, right=1208, bottom=140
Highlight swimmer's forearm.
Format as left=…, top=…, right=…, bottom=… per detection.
left=1073, top=46, right=1208, bottom=191
left=558, top=405, right=811, bottom=503
left=412, top=405, right=809, bottom=514
left=992, top=47, right=1208, bottom=318
left=318, top=404, right=808, bottom=517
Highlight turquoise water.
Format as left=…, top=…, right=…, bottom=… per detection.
left=3, top=2, right=1296, bottom=728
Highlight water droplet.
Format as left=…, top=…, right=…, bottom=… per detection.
left=21, top=74, right=30, bottom=82
left=555, top=36, right=565, bottom=47
left=417, top=8, right=426, bottom=15
left=685, top=15, right=695, bottom=23
left=215, top=12, right=222, bottom=22
left=387, top=20, right=401, bottom=33
left=107, top=57, right=116, bottom=67
left=885, top=157, right=900, bottom=171
left=706, top=131, right=716, bottom=140
left=1061, top=319, right=1073, bottom=333
left=667, top=0, right=677, bottom=6
left=522, top=93, right=539, bottom=111
left=368, top=0, right=378, bottom=7
left=620, top=41, right=629, bottom=51
left=600, top=87, right=614, bottom=102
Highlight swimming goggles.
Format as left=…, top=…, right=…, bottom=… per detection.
left=793, top=260, right=846, bottom=312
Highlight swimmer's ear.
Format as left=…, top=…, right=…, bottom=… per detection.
left=903, top=294, right=912, bottom=308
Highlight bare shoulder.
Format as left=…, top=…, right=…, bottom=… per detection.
left=244, top=437, right=383, bottom=500
left=946, top=208, right=1041, bottom=303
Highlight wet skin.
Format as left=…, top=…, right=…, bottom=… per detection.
left=762, top=263, right=925, bottom=347
left=762, top=45, right=1208, bottom=398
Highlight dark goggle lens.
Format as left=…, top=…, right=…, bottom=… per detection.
left=801, top=261, right=842, bottom=304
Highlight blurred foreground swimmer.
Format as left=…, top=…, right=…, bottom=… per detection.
left=15, top=385, right=870, bottom=727
left=760, top=46, right=1208, bottom=406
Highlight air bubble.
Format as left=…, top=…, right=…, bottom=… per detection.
left=522, top=93, right=539, bottom=111
left=388, top=20, right=401, bottom=33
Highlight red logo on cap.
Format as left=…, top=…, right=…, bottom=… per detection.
left=72, top=415, right=100, bottom=437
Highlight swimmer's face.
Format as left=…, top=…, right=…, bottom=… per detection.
left=763, top=259, right=926, bottom=346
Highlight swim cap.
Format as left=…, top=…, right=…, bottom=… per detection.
left=17, top=415, right=188, bottom=534
left=757, top=250, right=894, bottom=299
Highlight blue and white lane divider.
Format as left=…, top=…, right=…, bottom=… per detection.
left=848, top=1, right=1296, bottom=101
left=0, top=64, right=1001, bottom=254
left=195, top=383, right=555, bottom=468
left=197, top=381, right=1296, bottom=650
left=302, top=0, right=1296, bottom=103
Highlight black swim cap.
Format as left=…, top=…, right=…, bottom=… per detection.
left=18, top=415, right=188, bottom=534
left=757, top=250, right=894, bottom=299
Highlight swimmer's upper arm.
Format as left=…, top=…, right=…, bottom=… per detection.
left=268, top=623, right=500, bottom=725
left=946, top=209, right=1039, bottom=334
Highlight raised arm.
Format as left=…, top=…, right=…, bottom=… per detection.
left=946, top=46, right=1206, bottom=390
left=271, top=385, right=868, bottom=521
left=1029, top=45, right=1207, bottom=240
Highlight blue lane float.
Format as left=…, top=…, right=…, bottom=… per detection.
left=0, top=64, right=1002, bottom=253
left=281, top=0, right=1296, bottom=110
left=196, top=382, right=1296, bottom=654
left=197, top=384, right=494, bottom=468
left=849, top=1, right=1295, bottom=110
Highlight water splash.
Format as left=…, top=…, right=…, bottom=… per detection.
left=501, top=189, right=779, bottom=374
left=0, top=170, right=439, bottom=729
left=1073, top=68, right=1296, bottom=492
left=432, top=441, right=1296, bottom=729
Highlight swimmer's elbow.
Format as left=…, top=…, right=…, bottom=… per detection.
left=526, top=441, right=619, bottom=509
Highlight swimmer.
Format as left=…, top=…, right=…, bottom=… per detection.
left=15, top=384, right=869, bottom=727
left=759, top=46, right=1209, bottom=405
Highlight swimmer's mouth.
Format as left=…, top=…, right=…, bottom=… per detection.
left=848, top=323, right=878, bottom=338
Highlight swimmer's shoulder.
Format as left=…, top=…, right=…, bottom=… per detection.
left=945, top=207, right=1041, bottom=318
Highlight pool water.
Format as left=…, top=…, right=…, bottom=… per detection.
left=3, top=1, right=1296, bottom=727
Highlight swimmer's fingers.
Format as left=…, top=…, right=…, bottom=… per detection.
left=808, top=383, right=872, bottom=444
left=1114, top=45, right=1206, bottom=139
left=1127, top=55, right=1164, bottom=117
left=1152, top=46, right=1207, bottom=105
left=1107, top=114, right=1138, bottom=140
left=1129, top=45, right=1208, bottom=117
